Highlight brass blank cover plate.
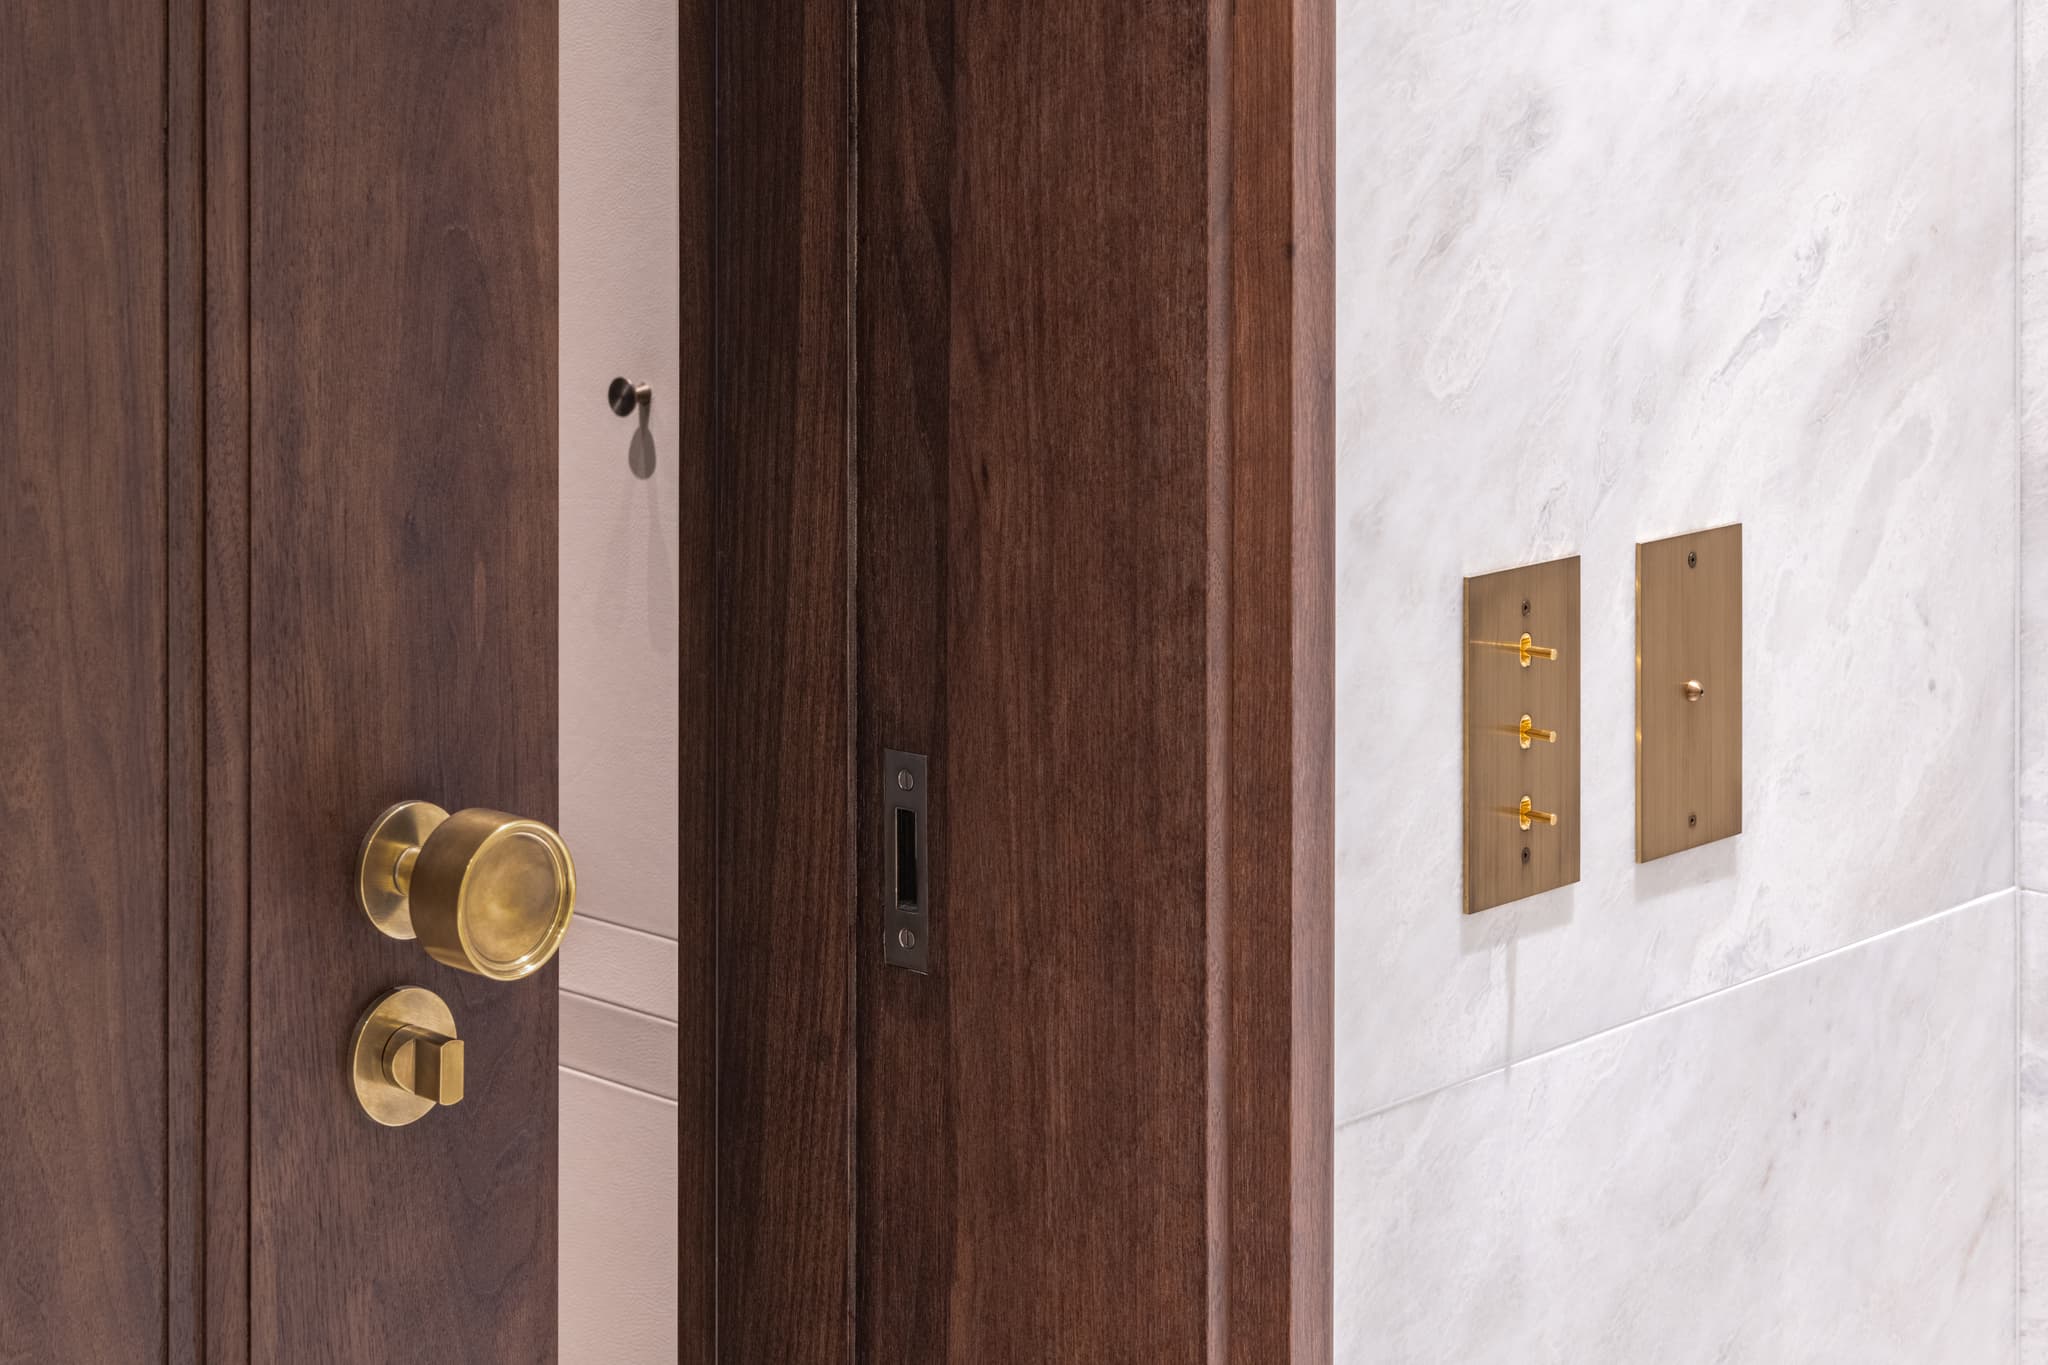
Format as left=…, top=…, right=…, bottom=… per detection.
left=1463, top=555, right=1581, bottom=914
left=1637, top=524, right=1742, bottom=862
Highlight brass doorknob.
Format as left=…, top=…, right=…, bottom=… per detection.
left=357, top=801, right=577, bottom=980
left=351, top=986, right=464, bottom=1126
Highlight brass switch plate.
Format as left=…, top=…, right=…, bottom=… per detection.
left=1636, top=524, right=1742, bottom=862
left=1463, top=555, right=1581, bottom=913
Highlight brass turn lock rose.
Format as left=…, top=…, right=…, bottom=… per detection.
left=356, top=801, right=577, bottom=980
left=351, top=986, right=464, bottom=1126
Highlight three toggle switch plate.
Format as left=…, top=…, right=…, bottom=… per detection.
left=1462, top=524, right=1743, bottom=914
left=1463, top=555, right=1582, bottom=914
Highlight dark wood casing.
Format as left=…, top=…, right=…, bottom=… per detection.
left=714, top=0, right=1333, bottom=1358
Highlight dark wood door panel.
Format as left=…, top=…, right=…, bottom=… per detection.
left=0, top=4, right=169, bottom=1359
left=857, top=2, right=1216, bottom=1358
left=714, top=0, right=857, bottom=1359
left=247, top=3, right=558, bottom=1359
left=716, top=1, right=1329, bottom=1356
left=852, top=1, right=1333, bottom=1359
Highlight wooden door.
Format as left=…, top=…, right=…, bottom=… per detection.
left=715, top=0, right=1333, bottom=1360
left=246, top=0, right=558, bottom=1358
left=3, top=5, right=171, bottom=1356
left=3, top=1, right=560, bottom=1360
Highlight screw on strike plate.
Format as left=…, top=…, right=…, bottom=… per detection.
left=1521, top=598, right=1532, bottom=616
left=1687, top=551, right=1697, bottom=569
left=1688, top=812, right=1698, bottom=828
left=1521, top=846, right=1531, bottom=864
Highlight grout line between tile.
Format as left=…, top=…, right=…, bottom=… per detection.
left=1336, top=886, right=2019, bottom=1133
left=559, top=1064, right=680, bottom=1108
left=571, top=911, right=683, bottom=945
left=561, top=986, right=681, bottom=1027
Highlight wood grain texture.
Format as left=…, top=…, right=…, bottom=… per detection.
left=1223, top=0, right=1334, bottom=1355
left=0, top=3, right=170, bottom=1359
left=858, top=2, right=1218, bottom=1358
left=247, top=1, right=558, bottom=1359
left=852, top=0, right=954, bottom=1353
left=853, top=0, right=1334, bottom=1357
left=715, top=0, right=857, bottom=1359
left=679, top=0, right=716, bottom=1355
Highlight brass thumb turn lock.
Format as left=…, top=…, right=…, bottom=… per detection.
left=357, top=801, right=577, bottom=980
left=352, top=986, right=463, bottom=1126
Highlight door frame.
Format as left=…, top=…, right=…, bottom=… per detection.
left=689, top=0, right=1332, bottom=1356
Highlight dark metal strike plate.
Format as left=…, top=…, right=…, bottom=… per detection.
left=883, top=749, right=931, bottom=974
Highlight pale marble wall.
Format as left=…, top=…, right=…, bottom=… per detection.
left=1338, top=893, right=2016, bottom=1363
left=2024, top=0, right=2048, bottom=894
left=2022, top=893, right=2048, bottom=1357
left=2023, top=4, right=2048, bottom=1359
left=1338, top=0, right=2020, bottom=1355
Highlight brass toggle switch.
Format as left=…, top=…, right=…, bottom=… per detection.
left=1518, top=715, right=1557, bottom=749
left=1517, top=796, right=1558, bottom=831
left=1479, top=632, right=1561, bottom=668
left=350, top=986, right=465, bottom=1126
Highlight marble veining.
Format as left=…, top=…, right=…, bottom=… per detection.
left=2023, top=892, right=2048, bottom=1359
left=1337, top=893, right=2016, bottom=1364
left=2021, top=0, right=2048, bottom=895
left=2020, top=2, right=2048, bottom=1354
left=1336, top=0, right=2016, bottom=1119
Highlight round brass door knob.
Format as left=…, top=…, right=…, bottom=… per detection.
left=357, top=801, right=577, bottom=980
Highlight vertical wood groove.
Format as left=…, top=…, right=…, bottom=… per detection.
left=168, top=0, right=206, bottom=1356
left=1205, top=1, right=1237, bottom=1359
left=202, top=0, right=252, bottom=1355
left=681, top=0, right=718, bottom=1356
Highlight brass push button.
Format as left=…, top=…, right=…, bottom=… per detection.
left=357, top=801, right=577, bottom=980
left=351, top=986, right=464, bottom=1126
